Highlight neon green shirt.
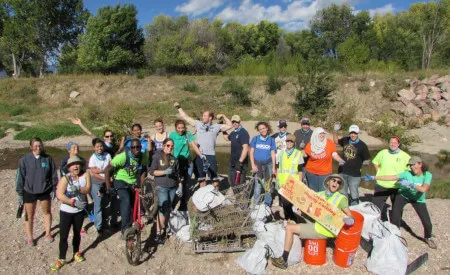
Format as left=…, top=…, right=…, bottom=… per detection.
left=372, top=149, right=410, bottom=188
left=111, top=151, right=149, bottom=184
left=398, top=171, right=432, bottom=203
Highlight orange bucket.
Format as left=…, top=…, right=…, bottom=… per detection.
left=342, top=210, right=364, bottom=232
left=333, top=246, right=358, bottom=268
left=303, top=239, right=327, bottom=266
left=335, top=210, right=364, bottom=250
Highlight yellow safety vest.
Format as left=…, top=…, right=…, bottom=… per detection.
left=277, top=149, right=302, bottom=187
left=314, top=191, right=346, bottom=237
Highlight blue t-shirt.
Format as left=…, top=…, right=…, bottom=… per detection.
left=250, top=135, right=276, bottom=163
left=124, top=137, right=149, bottom=153
left=229, top=127, right=250, bottom=163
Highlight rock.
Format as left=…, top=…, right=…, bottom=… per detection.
left=250, top=109, right=261, bottom=117
left=442, top=92, right=449, bottom=101
left=446, top=114, right=450, bottom=126
left=69, top=91, right=80, bottom=99
left=390, top=102, right=405, bottom=114
left=441, top=82, right=450, bottom=92
left=414, top=92, right=427, bottom=101
left=430, top=86, right=441, bottom=93
left=428, top=90, right=442, bottom=101
left=435, top=75, right=450, bottom=85
left=431, top=110, right=441, bottom=121
left=423, top=113, right=432, bottom=121
left=414, top=84, right=428, bottom=95
left=437, top=100, right=449, bottom=116
left=398, top=89, right=416, bottom=101
left=398, top=97, right=410, bottom=106
left=369, top=80, right=376, bottom=87
left=404, top=103, right=423, bottom=117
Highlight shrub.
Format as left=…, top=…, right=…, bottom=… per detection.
left=14, top=123, right=82, bottom=141
left=370, top=113, right=419, bottom=151
left=221, top=78, right=252, bottom=106
left=182, top=81, right=199, bottom=93
left=265, top=74, right=285, bottom=95
left=107, top=103, right=136, bottom=139
left=0, top=103, right=30, bottom=116
left=358, top=83, right=370, bottom=93
left=382, top=76, right=408, bottom=102
left=17, top=86, right=38, bottom=97
left=418, top=72, right=426, bottom=81
left=427, top=179, right=450, bottom=199
left=294, top=57, right=336, bottom=117
left=83, top=104, right=106, bottom=122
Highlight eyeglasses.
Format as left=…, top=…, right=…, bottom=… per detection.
left=286, top=140, right=294, bottom=143
left=165, top=145, right=174, bottom=149
left=330, top=178, right=342, bottom=185
left=104, top=135, right=113, bottom=138
left=131, top=145, right=142, bottom=149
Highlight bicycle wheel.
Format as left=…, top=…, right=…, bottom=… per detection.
left=125, top=228, right=141, bottom=266
left=142, top=178, right=157, bottom=219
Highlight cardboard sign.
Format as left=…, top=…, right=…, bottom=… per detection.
left=278, top=175, right=345, bottom=235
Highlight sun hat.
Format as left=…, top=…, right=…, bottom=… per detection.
left=348, top=125, right=360, bottom=134
left=323, top=174, right=345, bottom=192
left=65, top=156, right=84, bottom=169
left=286, top=134, right=296, bottom=143
left=277, top=120, right=287, bottom=128
left=408, top=156, right=422, bottom=165
left=300, top=117, right=310, bottom=125
left=231, top=115, right=241, bottom=122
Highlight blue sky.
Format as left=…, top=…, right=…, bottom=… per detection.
left=84, top=0, right=421, bottom=31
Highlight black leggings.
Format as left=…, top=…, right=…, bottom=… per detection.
left=59, top=210, right=85, bottom=260
left=372, top=184, right=398, bottom=221
left=391, top=195, right=433, bottom=239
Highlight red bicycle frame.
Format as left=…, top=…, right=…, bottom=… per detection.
left=132, top=188, right=143, bottom=231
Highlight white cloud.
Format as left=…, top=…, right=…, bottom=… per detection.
left=368, top=4, right=395, bottom=17
left=175, top=0, right=226, bottom=16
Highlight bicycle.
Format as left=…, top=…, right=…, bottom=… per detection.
left=125, top=178, right=155, bottom=266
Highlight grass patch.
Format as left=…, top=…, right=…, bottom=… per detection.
left=358, top=83, right=371, bottom=93
left=14, top=123, right=83, bottom=141
left=221, top=78, right=252, bottom=106
left=427, top=179, right=450, bottom=199
left=0, top=121, right=24, bottom=138
left=0, top=103, right=30, bottom=116
left=182, top=81, right=199, bottom=93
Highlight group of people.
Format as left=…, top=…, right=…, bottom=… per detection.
left=14, top=102, right=436, bottom=271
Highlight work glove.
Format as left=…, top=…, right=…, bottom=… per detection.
left=238, top=162, right=244, bottom=172
left=334, top=122, right=341, bottom=132
left=398, top=179, right=414, bottom=189
left=176, top=185, right=183, bottom=197
left=50, top=190, right=56, bottom=201
left=362, top=160, right=371, bottom=166
left=343, top=216, right=355, bottom=226
left=364, top=173, right=375, bottom=182
left=338, top=159, right=346, bottom=166
left=72, top=199, right=87, bottom=210
left=18, top=194, right=24, bottom=206
left=200, top=154, right=206, bottom=160
left=174, top=102, right=180, bottom=109
left=164, top=168, right=173, bottom=175
left=106, top=187, right=116, bottom=196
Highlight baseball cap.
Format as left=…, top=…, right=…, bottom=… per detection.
left=286, top=134, right=296, bottom=143
left=348, top=125, right=360, bottom=134
left=278, top=120, right=287, bottom=128
left=408, top=156, right=422, bottom=165
left=231, top=115, right=241, bottom=122
left=300, top=117, right=310, bottom=125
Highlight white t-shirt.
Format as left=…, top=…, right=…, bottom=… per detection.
left=60, top=174, right=87, bottom=214
left=88, top=153, right=111, bottom=185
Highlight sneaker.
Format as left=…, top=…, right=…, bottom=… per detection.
left=155, top=233, right=164, bottom=244
left=426, top=238, right=437, bottom=249
left=50, top=259, right=66, bottom=271
left=45, top=234, right=54, bottom=244
left=271, top=257, right=288, bottom=270
left=26, top=239, right=36, bottom=247
left=96, top=229, right=104, bottom=238
left=73, top=252, right=85, bottom=262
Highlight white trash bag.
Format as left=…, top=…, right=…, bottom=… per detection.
left=168, top=210, right=189, bottom=234
left=366, top=220, right=408, bottom=275
left=350, top=202, right=381, bottom=241
left=251, top=204, right=272, bottom=222
left=175, top=224, right=191, bottom=242
left=192, top=185, right=226, bottom=212
left=236, top=240, right=269, bottom=275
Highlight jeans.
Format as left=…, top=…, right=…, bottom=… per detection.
left=90, top=183, right=104, bottom=231
left=156, top=186, right=176, bottom=216
left=372, top=184, right=398, bottom=221
left=340, top=174, right=361, bottom=206
left=59, top=210, right=84, bottom=260
left=391, top=195, right=432, bottom=238
left=305, top=170, right=330, bottom=192
left=195, top=154, right=219, bottom=182
left=114, top=179, right=135, bottom=233
left=253, top=161, right=273, bottom=206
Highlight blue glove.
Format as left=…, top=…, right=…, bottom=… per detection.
left=364, top=173, right=375, bottom=182
left=398, top=179, right=414, bottom=189
left=343, top=216, right=355, bottom=226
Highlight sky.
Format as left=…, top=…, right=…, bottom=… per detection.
left=84, top=0, right=422, bottom=31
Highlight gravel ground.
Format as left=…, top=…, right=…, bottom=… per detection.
left=1, top=169, right=448, bottom=275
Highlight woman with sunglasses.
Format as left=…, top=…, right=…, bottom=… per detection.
left=364, top=156, right=436, bottom=249
left=71, top=118, right=116, bottom=157
left=149, top=138, right=180, bottom=243
left=272, top=175, right=355, bottom=269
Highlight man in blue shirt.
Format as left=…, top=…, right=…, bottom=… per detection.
left=223, top=115, right=249, bottom=185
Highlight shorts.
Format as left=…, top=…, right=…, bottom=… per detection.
left=299, top=223, right=328, bottom=240
left=195, top=154, right=219, bottom=182
left=23, top=189, right=51, bottom=203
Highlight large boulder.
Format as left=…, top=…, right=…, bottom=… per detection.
left=398, top=89, right=416, bottom=101
left=441, top=82, right=450, bottom=93
left=398, top=97, right=410, bottom=106
left=404, top=103, right=423, bottom=117
left=435, top=75, right=450, bottom=86
left=442, top=92, right=450, bottom=101
left=390, top=102, right=405, bottom=114
left=428, top=90, right=442, bottom=101
left=437, top=100, right=449, bottom=116
left=415, top=84, right=428, bottom=95
left=414, top=92, right=427, bottom=101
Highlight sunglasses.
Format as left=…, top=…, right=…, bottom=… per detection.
left=104, top=135, right=113, bottom=138
left=165, top=144, right=174, bottom=149
left=330, top=178, right=342, bottom=185
left=131, top=145, right=142, bottom=149
left=286, top=140, right=295, bottom=143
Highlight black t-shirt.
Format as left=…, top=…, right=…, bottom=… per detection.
left=293, top=129, right=312, bottom=150
left=228, top=128, right=250, bottom=164
left=149, top=152, right=179, bottom=188
left=338, top=137, right=371, bottom=177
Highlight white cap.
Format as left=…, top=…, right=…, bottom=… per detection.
left=348, top=125, right=360, bottom=134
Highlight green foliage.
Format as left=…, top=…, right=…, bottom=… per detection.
left=14, top=123, right=82, bottom=141
left=0, top=121, right=24, bottom=138
left=294, top=58, right=336, bottom=117
left=418, top=72, right=426, bottom=80
left=337, top=36, right=370, bottom=69
left=382, top=76, right=408, bottom=101
left=182, top=81, right=199, bottom=93
left=358, top=83, right=371, bottom=93
left=265, top=74, right=285, bottom=95
left=370, top=113, right=419, bottom=150
left=221, top=78, right=252, bottom=106
left=426, top=179, right=450, bottom=199
left=106, top=103, right=136, bottom=139
left=0, top=103, right=29, bottom=116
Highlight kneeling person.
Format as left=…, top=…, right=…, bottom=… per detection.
left=272, top=175, right=354, bottom=269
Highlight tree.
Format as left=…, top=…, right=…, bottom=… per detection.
left=410, top=0, right=450, bottom=69
left=77, top=4, right=144, bottom=73
left=337, top=35, right=370, bottom=70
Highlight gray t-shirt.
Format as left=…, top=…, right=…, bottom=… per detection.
left=194, top=120, right=221, bottom=155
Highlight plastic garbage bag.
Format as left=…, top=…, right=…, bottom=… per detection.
left=256, top=222, right=301, bottom=266
left=168, top=210, right=189, bottom=234
left=236, top=240, right=269, bottom=275
left=366, top=220, right=408, bottom=275
left=192, top=185, right=225, bottom=212
left=350, top=202, right=381, bottom=241
left=251, top=204, right=272, bottom=222
left=175, top=224, right=191, bottom=242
